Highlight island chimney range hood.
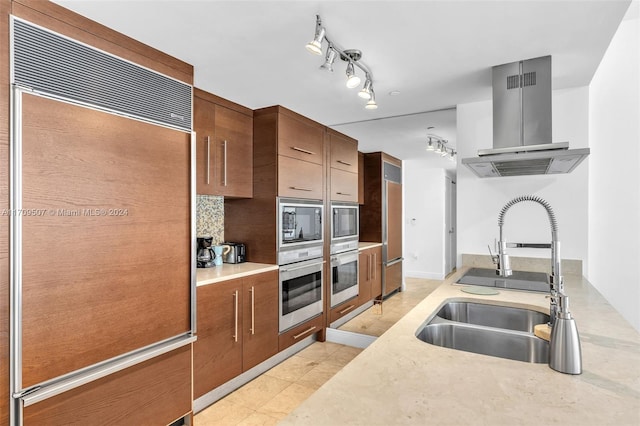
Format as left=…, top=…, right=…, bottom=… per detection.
left=462, top=56, right=589, bottom=178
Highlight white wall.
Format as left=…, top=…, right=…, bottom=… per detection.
left=457, top=87, right=590, bottom=273
left=404, top=162, right=447, bottom=279
left=588, top=8, right=640, bottom=332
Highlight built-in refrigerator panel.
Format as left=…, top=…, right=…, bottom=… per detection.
left=382, top=162, right=403, bottom=296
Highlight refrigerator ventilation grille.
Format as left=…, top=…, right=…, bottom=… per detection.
left=12, top=19, right=192, bottom=131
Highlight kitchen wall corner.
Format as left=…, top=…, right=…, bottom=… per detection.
left=196, top=195, right=224, bottom=243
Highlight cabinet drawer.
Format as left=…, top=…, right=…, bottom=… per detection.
left=329, top=299, right=359, bottom=324
left=330, top=168, right=358, bottom=202
left=278, top=313, right=324, bottom=351
left=24, top=345, right=192, bottom=425
left=278, top=155, right=323, bottom=199
left=277, top=114, right=324, bottom=165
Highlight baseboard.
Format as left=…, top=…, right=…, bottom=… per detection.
left=405, top=270, right=445, bottom=280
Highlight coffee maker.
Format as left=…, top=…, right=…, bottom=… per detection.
left=197, top=237, right=215, bottom=268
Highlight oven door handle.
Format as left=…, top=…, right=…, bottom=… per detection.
left=280, top=260, right=324, bottom=273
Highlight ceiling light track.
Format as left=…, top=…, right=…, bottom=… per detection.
left=305, top=14, right=377, bottom=109
left=426, top=135, right=456, bottom=162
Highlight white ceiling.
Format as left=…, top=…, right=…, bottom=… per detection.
left=53, top=0, right=630, bottom=169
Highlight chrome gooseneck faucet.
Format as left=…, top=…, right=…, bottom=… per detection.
left=491, top=195, right=582, bottom=375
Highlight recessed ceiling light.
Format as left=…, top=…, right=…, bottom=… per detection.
left=389, top=90, right=401, bottom=96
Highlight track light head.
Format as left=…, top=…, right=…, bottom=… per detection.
left=305, top=24, right=325, bottom=55
left=365, top=89, right=377, bottom=109
left=426, top=137, right=435, bottom=151
left=358, top=78, right=372, bottom=99
left=320, top=47, right=337, bottom=72
left=345, top=62, right=361, bottom=88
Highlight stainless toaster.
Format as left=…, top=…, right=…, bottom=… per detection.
left=223, top=242, right=246, bottom=264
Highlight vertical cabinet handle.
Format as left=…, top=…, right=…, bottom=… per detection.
left=233, top=290, right=239, bottom=342
left=373, top=253, right=377, bottom=281
left=250, top=286, right=255, bottom=335
left=206, top=136, right=211, bottom=185
left=367, top=253, right=371, bottom=281
left=223, top=140, right=228, bottom=187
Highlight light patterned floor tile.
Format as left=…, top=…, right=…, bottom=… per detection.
left=223, top=374, right=292, bottom=411
left=256, top=383, right=317, bottom=420
left=194, top=398, right=255, bottom=426
left=263, top=355, right=320, bottom=382
left=295, top=340, right=343, bottom=361
left=295, top=360, right=344, bottom=390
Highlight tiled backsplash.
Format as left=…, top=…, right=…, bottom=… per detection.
left=196, top=195, right=224, bottom=243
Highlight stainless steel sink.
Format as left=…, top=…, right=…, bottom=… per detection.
left=457, top=267, right=549, bottom=292
left=435, top=301, right=549, bottom=332
left=416, top=301, right=550, bottom=363
left=416, top=322, right=549, bottom=363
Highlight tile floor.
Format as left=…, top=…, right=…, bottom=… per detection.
left=194, top=277, right=443, bottom=425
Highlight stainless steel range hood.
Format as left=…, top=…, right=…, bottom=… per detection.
left=462, top=56, right=589, bottom=178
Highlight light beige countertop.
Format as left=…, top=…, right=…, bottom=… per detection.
left=358, top=241, right=382, bottom=250
left=196, top=262, right=279, bottom=286
left=281, top=267, right=640, bottom=425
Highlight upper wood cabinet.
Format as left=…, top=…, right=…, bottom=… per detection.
left=194, top=88, right=253, bottom=198
left=358, top=152, right=365, bottom=205
left=327, top=129, right=358, bottom=202
left=253, top=106, right=326, bottom=200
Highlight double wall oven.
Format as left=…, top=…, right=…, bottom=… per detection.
left=330, top=202, right=359, bottom=307
left=278, top=198, right=324, bottom=332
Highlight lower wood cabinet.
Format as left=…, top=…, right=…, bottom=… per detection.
left=278, top=313, right=325, bottom=351
left=329, top=299, right=359, bottom=324
left=23, top=345, right=192, bottom=425
left=359, top=246, right=382, bottom=303
left=194, top=270, right=279, bottom=399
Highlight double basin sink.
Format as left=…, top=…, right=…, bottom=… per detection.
left=416, top=301, right=550, bottom=363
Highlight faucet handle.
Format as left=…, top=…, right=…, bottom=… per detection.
left=487, top=244, right=498, bottom=265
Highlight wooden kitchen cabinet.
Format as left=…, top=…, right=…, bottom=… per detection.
left=194, top=270, right=278, bottom=398
left=194, top=88, right=253, bottom=198
left=329, top=299, right=359, bottom=324
left=359, top=246, right=382, bottom=304
left=328, top=129, right=358, bottom=202
left=24, top=345, right=192, bottom=425
left=358, top=152, right=365, bottom=205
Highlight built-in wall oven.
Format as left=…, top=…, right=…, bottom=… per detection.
left=330, top=202, right=359, bottom=254
left=278, top=198, right=324, bottom=332
left=279, top=258, right=323, bottom=332
left=330, top=250, right=359, bottom=307
left=278, top=198, right=324, bottom=264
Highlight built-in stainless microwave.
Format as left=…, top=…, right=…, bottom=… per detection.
left=278, top=198, right=323, bottom=265
left=330, top=202, right=359, bottom=254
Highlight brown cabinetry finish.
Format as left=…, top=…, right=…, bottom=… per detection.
left=278, top=155, right=324, bottom=199
left=194, top=278, right=243, bottom=398
left=279, top=313, right=325, bottom=352
left=359, top=246, right=382, bottom=303
left=385, top=261, right=403, bottom=295
left=21, top=94, right=191, bottom=388
left=329, top=131, right=358, bottom=173
left=386, top=180, right=403, bottom=261
left=329, top=299, right=359, bottom=324
left=23, top=345, right=192, bottom=425
left=242, top=270, right=279, bottom=371
left=277, top=113, right=325, bottom=165
left=194, top=89, right=253, bottom=197
left=330, top=168, right=358, bottom=203
left=358, top=152, right=365, bottom=205
left=194, top=271, right=279, bottom=398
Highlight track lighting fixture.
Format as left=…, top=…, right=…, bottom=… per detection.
left=426, top=134, right=456, bottom=161
left=305, top=15, right=378, bottom=109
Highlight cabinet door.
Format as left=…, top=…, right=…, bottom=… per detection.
left=358, top=152, right=365, bottom=205
left=214, top=105, right=253, bottom=198
left=242, top=270, right=279, bottom=371
left=278, top=155, right=324, bottom=199
left=330, top=168, right=358, bottom=202
left=195, top=95, right=217, bottom=195
left=329, top=299, right=359, bottom=324
left=358, top=250, right=372, bottom=305
left=386, top=180, right=403, bottom=261
left=277, top=113, right=324, bottom=165
left=371, top=247, right=382, bottom=299
left=329, top=133, right=358, bottom=173
left=193, top=279, right=243, bottom=398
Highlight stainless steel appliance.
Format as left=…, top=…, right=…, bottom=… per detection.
left=278, top=198, right=324, bottom=265
left=222, top=242, right=246, bottom=264
left=462, top=56, right=589, bottom=177
left=279, top=258, right=324, bottom=332
left=330, top=250, right=359, bottom=307
left=330, top=202, right=359, bottom=254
